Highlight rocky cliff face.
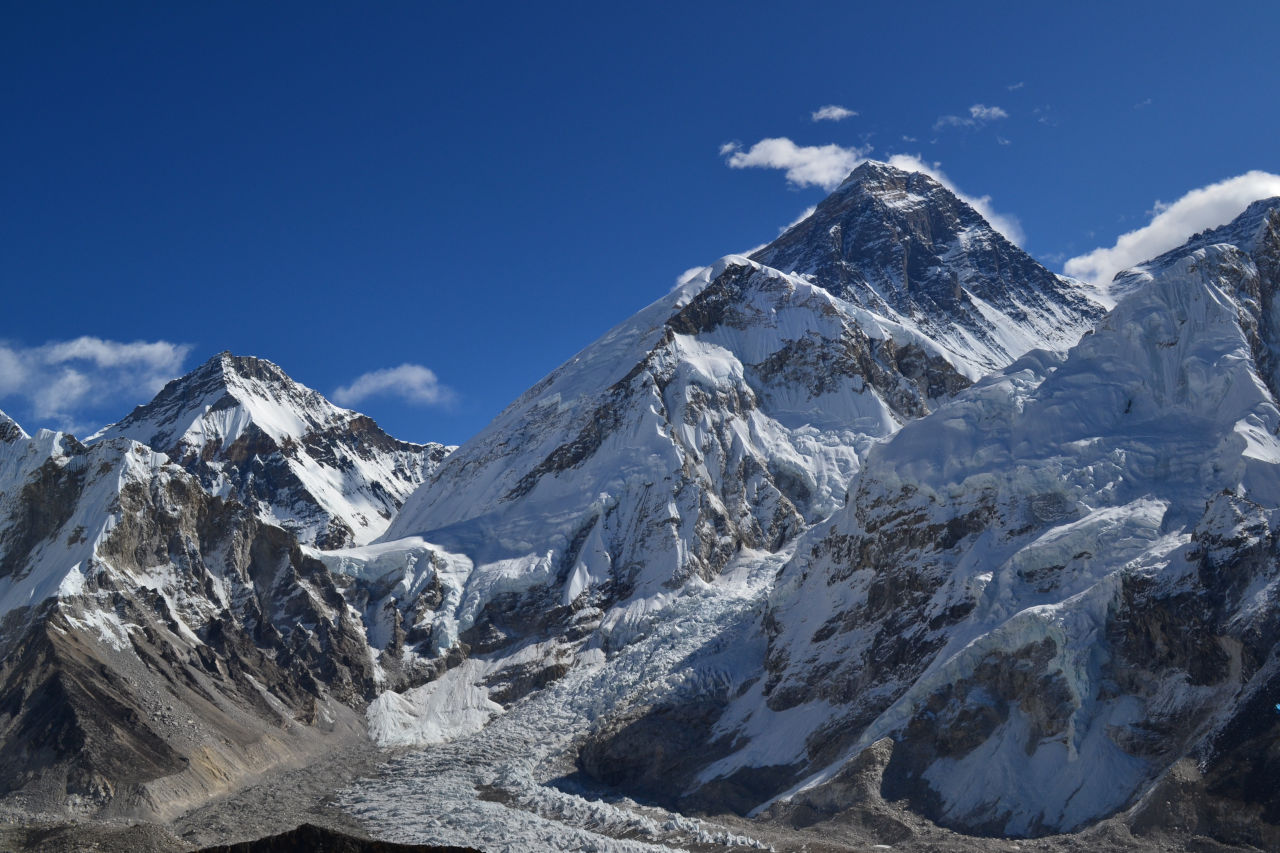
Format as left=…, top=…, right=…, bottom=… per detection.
left=0, top=426, right=395, bottom=818
left=96, top=353, right=450, bottom=549
left=0, top=351, right=468, bottom=821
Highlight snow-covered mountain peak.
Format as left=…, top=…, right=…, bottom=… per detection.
left=751, top=161, right=1105, bottom=375
left=97, top=351, right=450, bottom=548
left=1110, top=198, right=1280, bottom=401
left=1160, top=195, right=1280, bottom=261
left=833, top=159, right=945, bottom=209
left=98, top=351, right=347, bottom=453
left=0, top=410, right=25, bottom=444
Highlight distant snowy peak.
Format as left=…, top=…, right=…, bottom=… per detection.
left=1113, top=198, right=1280, bottom=398
left=1121, top=195, right=1280, bottom=277
left=378, top=163, right=1118, bottom=659
left=751, top=160, right=1105, bottom=375
left=102, top=351, right=358, bottom=452
left=0, top=410, right=25, bottom=444
left=98, top=352, right=451, bottom=548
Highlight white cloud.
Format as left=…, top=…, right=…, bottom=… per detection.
left=935, top=103, right=1009, bottom=131
left=0, top=337, right=190, bottom=433
left=721, top=138, right=1025, bottom=245
left=1063, top=171, right=1280, bottom=287
left=780, top=205, right=818, bottom=233
left=333, top=364, right=455, bottom=408
left=969, top=104, right=1009, bottom=121
left=1007, top=81, right=1025, bottom=91
left=811, top=105, right=857, bottom=122
left=722, top=138, right=873, bottom=191
left=934, top=114, right=976, bottom=130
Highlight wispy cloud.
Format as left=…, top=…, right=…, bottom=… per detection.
left=0, top=337, right=190, bottom=435
left=1133, top=97, right=1153, bottom=110
left=1063, top=170, right=1280, bottom=287
left=1007, top=81, right=1025, bottom=91
left=780, top=205, right=818, bottom=232
left=1033, top=105, right=1058, bottom=127
left=333, top=364, right=455, bottom=408
left=969, top=104, right=1008, bottom=121
left=721, top=139, right=1024, bottom=245
left=934, top=103, right=1009, bottom=131
left=811, top=104, right=857, bottom=122
left=721, top=138, right=873, bottom=190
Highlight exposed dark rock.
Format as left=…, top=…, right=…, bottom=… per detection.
left=576, top=699, right=760, bottom=813
left=192, top=822, right=482, bottom=852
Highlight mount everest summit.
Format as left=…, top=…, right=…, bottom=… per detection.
left=1, top=161, right=1278, bottom=851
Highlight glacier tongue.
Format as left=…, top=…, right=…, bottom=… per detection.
left=341, top=548, right=784, bottom=852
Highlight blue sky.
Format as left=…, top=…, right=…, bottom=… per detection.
left=3, top=1, right=1280, bottom=444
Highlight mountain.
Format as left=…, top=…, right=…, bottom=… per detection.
left=751, top=161, right=1105, bottom=373
left=0, top=425, right=379, bottom=818
left=650, top=198, right=1280, bottom=844
left=0, top=359, right=455, bottom=820
left=0, top=411, right=25, bottom=445
left=96, top=353, right=451, bottom=549
left=2, top=163, right=1271, bottom=852
left=350, top=163, right=1103, bottom=749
